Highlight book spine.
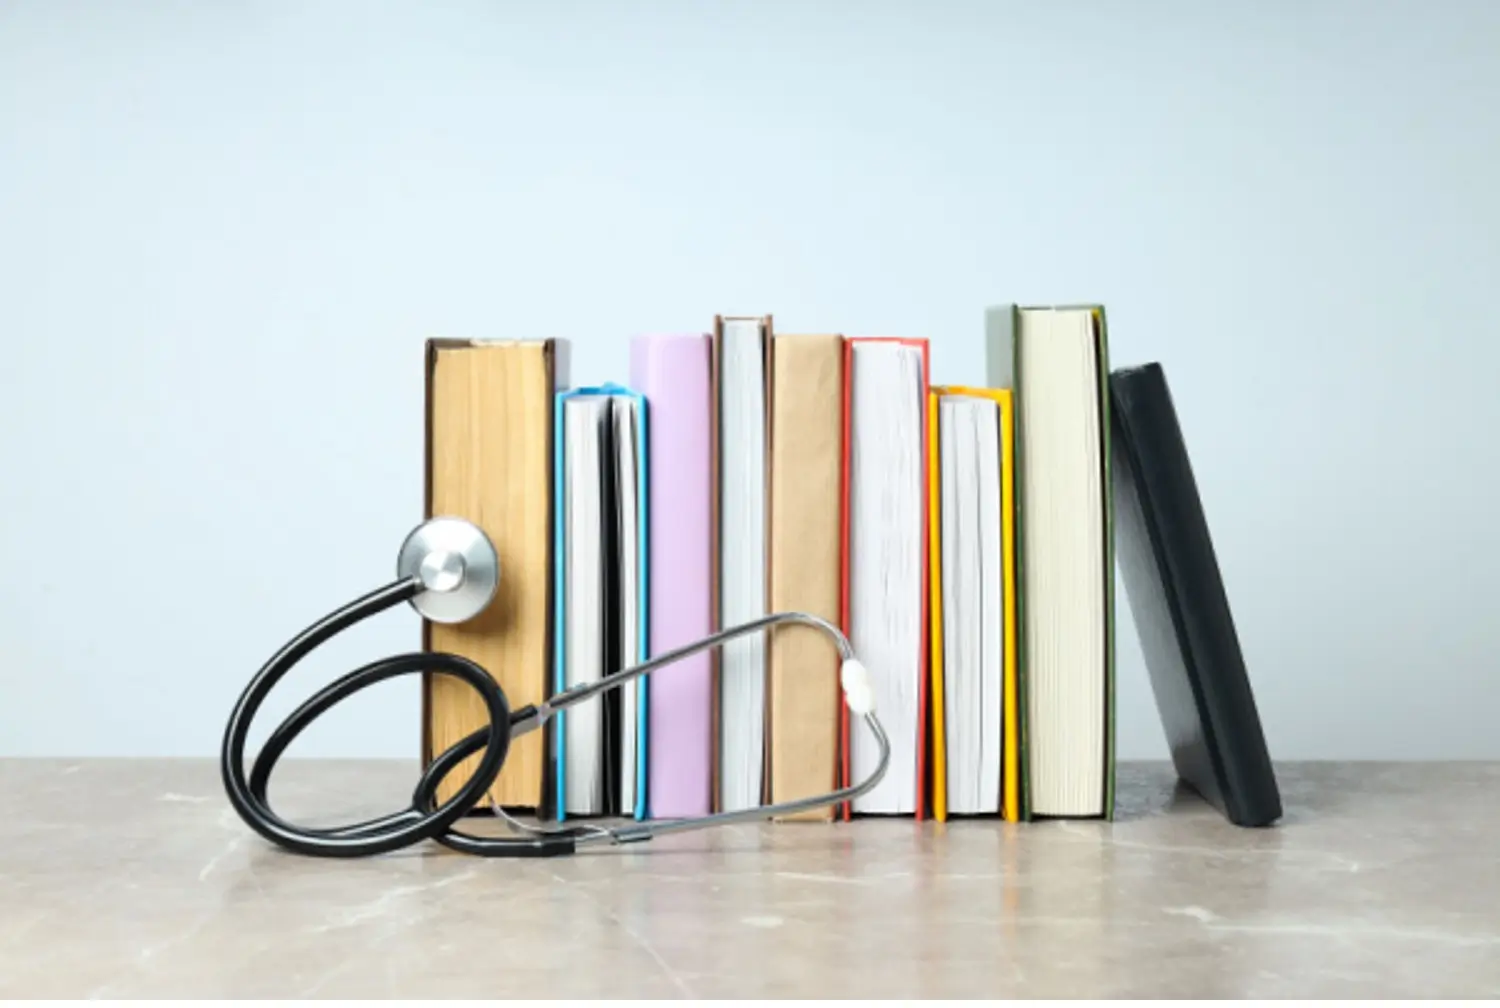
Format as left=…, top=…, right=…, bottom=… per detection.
left=767, top=333, right=844, bottom=819
left=630, top=334, right=714, bottom=819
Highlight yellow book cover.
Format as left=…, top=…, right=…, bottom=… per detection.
left=998, top=389, right=1018, bottom=822
left=926, top=390, right=947, bottom=821
left=927, top=385, right=1019, bottom=821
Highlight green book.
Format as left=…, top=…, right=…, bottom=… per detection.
left=985, top=304, right=1116, bottom=820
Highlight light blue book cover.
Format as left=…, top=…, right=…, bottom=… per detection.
left=553, top=383, right=650, bottom=822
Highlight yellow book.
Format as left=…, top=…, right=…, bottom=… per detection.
left=999, top=390, right=1019, bottom=823
left=926, top=385, right=1019, bottom=821
left=926, top=391, right=947, bottom=821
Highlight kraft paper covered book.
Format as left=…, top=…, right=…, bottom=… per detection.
left=767, top=333, right=844, bottom=820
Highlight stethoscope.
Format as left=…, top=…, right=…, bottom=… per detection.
left=221, top=516, right=890, bottom=858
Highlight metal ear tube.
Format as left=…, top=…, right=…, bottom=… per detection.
left=221, top=517, right=891, bottom=858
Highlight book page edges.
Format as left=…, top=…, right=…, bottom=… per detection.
left=422, top=338, right=555, bottom=812
left=930, top=384, right=1017, bottom=821
left=839, top=337, right=932, bottom=819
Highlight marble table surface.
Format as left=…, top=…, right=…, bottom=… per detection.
left=1, top=759, right=1495, bottom=998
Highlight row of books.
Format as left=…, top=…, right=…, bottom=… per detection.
left=419, top=304, right=1115, bottom=823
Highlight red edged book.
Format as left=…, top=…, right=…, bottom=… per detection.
left=838, top=337, right=932, bottom=819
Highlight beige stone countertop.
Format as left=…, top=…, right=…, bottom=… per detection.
left=0, top=759, right=1495, bottom=998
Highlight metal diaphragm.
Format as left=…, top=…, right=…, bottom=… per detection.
left=396, top=516, right=500, bottom=624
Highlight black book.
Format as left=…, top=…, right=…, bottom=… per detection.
left=1109, top=363, right=1281, bottom=827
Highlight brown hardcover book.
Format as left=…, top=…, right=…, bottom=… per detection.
left=768, top=333, right=844, bottom=819
left=422, top=337, right=563, bottom=811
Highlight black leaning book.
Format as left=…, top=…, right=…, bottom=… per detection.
left=1109, top=362, right=1281, bottom=827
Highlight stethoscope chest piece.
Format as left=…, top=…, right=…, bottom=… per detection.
left=396, top=516, right=500, bottom=624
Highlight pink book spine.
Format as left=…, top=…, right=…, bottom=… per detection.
left=630, top=333, right=713, bottom=818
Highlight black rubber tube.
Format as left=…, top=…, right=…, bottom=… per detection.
left=220, top=577, right=575, bottom=858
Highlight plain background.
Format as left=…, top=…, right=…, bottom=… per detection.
left=2, top=0, right=1496, bottom=762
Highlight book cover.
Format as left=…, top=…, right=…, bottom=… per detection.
left=927, top=390, right=947, bottom=821
left=630, top=334, right=714, bottom=818
left=767, top=333, right=844, bottom=820
left=1109, top=362, right=1280, bottom=827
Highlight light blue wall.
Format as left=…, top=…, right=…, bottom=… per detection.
left=2, top=0, right=1496, bottom=759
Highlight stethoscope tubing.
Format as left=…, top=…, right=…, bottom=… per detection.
left=221, top=572, right=891, bottom=858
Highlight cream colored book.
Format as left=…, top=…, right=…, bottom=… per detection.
left=986, top=304, right=1115, bottom=820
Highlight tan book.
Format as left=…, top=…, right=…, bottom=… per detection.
left=423, top=338, right=563, bottom=811
left=767, top=333, right=844, bottom=819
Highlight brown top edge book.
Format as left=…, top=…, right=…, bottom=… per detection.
left=422, top=337, right=564, bottom=811
left=710, top=314, right=775, bottom=813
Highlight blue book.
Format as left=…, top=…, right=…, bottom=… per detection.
left=553, top=383, right=650, bottom=821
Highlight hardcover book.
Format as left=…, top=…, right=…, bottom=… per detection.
left=1109, top=362, right=1281, bottom=827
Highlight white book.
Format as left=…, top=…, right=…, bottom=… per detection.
left=561, top=391, right=644, bottom=818
left=848, top=341, right=925, bottom=815
left=562, top=396, right=608, bottom=816
left=938, top=395, right=1004, bottom=815
left=718, top=318, right=770, bottom=812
